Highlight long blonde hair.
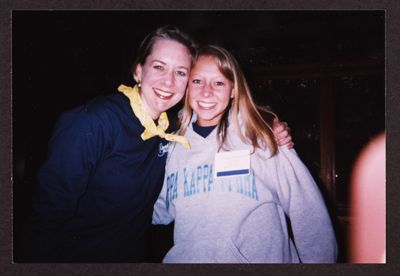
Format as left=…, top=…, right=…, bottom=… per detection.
left=178, top=45, right=278, bottom=156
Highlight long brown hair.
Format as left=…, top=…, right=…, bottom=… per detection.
left=178, top=45, right=278, bottom=156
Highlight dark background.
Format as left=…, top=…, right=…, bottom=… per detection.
left=12, top=11, right=385, bottom=263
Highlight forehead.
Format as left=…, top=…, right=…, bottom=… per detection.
left=191, top=56, right=224, bottom=75
left=147, top=39, right=191, bottom=64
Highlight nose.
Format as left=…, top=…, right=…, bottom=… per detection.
left=163, top=71, right=175, bottom=87
left=201, top=82, right=213, bottom=97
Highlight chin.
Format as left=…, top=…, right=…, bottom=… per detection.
left=196, top=109, right=215, bottom=118
left=196, top=115, right=216, bottom=123
left=156, top=102, right=175, bottom=113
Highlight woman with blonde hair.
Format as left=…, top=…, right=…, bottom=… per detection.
left=153, top=44, right=337, bottom=263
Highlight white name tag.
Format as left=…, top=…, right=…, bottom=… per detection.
left=214, top=149, right=250, bottom=178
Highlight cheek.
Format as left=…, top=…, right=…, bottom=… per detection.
left=141, top=68, right=163, bottom=83
left=177, top=77, right=189, bottom=86
left=188, top=87, right=200, bottom=100
left=176, top=90, right=186, bottom=101
left=219, top=89, right=233, bottom=105
left=187, top=84, right=195, bottom=93
left=175, top=84, right=187, bottom=97
left=140, top=71, right=153, bottom=84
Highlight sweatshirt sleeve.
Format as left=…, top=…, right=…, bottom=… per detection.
left=152, top=175, right=175, bottom=225
left=274, top=147, right=338, bottom=263
left=28, top=107, right=108, bottom=260
left=152, top=144, right=178, bottom=225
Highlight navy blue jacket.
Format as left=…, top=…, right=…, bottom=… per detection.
left=28, top=92, right=172, bottom=262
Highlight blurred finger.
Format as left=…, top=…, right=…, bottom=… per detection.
left=277, top=136, right=292, bottom=147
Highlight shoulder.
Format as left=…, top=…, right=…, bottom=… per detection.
left=254, top=145, right=298, bottom=165
left=54, top=93, right=130, bottom=134
left=271, top=147, right=314, bottom=180
left=85, top=92, right=129, bottom=117
left=67, top=92, right=135, bottom=129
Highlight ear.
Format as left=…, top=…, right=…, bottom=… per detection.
left=230, top=88, right=235, bottom=99
left=133, top=64, right=142, bottom=83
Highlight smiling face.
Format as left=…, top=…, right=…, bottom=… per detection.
left=188, top=55, right=234, bottom=127
left=135, top=39, right=191, bottom=119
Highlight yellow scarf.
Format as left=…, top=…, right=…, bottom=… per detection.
left=118, top=84, right=190, bottom=149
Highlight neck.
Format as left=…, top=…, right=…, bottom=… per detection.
left=195, top=121, right=217, bottom=128
left=193, top=121, right=217, bottom=138
left=140, top=94, right=161, bottom=120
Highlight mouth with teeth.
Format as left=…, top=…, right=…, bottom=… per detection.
left=197, top=101, right=217, bottom=110
left=153, top=88, right=174, bottom=100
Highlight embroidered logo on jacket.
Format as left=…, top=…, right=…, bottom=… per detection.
left=158, top=142, right=169, bottom=157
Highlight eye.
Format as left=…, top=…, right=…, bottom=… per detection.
left=153, top=65, right=164, bottom=71
left=176, top=70, right=187, bottom=77
left=192, top=79, right=202, bottom=85
left=215, top=81, right=225, bottom=86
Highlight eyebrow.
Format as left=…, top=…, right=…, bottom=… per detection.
left=151, top=59, right=166, bottom=65
left=151, top=59, right=189, bottom=71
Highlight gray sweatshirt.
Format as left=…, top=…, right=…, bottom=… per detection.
left=153, top=114, right=337, bottom=263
